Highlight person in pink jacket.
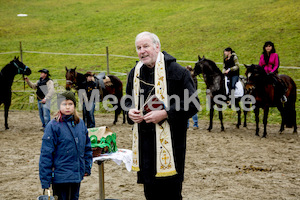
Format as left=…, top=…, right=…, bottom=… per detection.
left=259, top=41, right=280, bottom=74
left=259, top=41, right=287, bottom=103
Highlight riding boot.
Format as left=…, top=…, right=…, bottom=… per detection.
left=281, top=95, right=287, bottom=103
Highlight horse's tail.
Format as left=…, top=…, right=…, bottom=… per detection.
left=282, top=75, right=297, bottom=128
left=283, top=101, right=296, bottom=128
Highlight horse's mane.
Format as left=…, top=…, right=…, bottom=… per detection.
left=205, top=59, right=222, bottom=74
left=246, top=64, right=267, bottom=77
left=1, top=61, right=14, bottom=74
left=200, top=58, right=223, bottom=76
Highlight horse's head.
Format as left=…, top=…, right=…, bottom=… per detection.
left=244, top=64, right=266, bottom=94
left=193, top=55, right=206, bottom=76
left=194, top=55, right=222, bottom=77
left=11, top=56, right=31, bottom=76
left=65, top=66, right=77, bottom=90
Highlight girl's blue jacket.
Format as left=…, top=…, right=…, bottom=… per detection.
left=39, top=116, right=93, bottom=189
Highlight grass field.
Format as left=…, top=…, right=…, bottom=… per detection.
left=0, top=0, right=299, bottom=125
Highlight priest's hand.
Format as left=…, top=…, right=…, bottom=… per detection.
left=128, top=108, right=144, bottom=123
left=144, top=110, right=167, bottom=124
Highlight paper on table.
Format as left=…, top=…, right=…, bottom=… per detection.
left=93, top=149, right=133, bottom=172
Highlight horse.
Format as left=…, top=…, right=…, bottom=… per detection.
left=65, top=67, right=125, bottom=125
left=0, top=57, right=31, bottom=129
left=193, top=55, right=249, bottom=131
left=244, top=64, right=297, bottom=137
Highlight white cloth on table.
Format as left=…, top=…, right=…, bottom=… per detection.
left=93, top=149, right=133, bottom=172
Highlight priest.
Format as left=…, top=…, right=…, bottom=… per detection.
left=125, top=31, right=200, bottom=200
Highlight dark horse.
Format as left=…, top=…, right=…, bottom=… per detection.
left=245, top=64, right=297, bottom=137
left=65, top=67, right=125, bottom=125
left=0, top=57, right=31, bottom=129
left=194, top=56, right=249, bottom=131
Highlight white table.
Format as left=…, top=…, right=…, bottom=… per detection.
left=93, top=149, right=132, bottom=200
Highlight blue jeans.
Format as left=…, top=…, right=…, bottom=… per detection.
left=228, top=75, right=239, bottom=93
left=187, top=113, right=198, bottom=128
left=82, top=102, right=95, bottom=128
left=38, top=100, right=51, bottom=128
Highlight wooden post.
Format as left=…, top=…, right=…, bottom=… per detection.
left=19, top=41, right=23, bottom=62
left=106, top=46, right=109, bottom=75
left=98, top=162, right=105, bottom=200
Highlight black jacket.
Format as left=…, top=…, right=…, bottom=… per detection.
left=125, top=51, right=199, bottom=184
left=36, top=77, right=51, bottom=100
left=223, top=54, right=240, bottom=77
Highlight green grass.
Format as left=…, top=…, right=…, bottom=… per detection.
left=0, top=0, right=299, bottom=125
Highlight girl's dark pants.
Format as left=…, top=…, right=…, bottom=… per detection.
left=52, top=183, right=81, bottom=200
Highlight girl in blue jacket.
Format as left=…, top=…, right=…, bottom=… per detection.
left=39, top=91, right=93, bottom=200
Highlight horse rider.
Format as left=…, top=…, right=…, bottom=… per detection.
left=259, top=41, right=287, bottom=103
left=223, top=47, right=240, bottom=104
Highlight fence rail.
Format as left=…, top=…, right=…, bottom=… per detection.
left=1, top=50, right=299, bottom=69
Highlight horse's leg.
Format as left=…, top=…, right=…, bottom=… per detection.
left=243, top=110, right=248, bottom=128
left=118, top=98, right=126, bottom=124
left=241, top=97, right=250, bottom=128
left=277, top=104, right=285, bottom=134
left=113, top=103, right=122, bottom=125
left=254, top=107, right=260, bottom=136
left=4, top=104, right=9, bottom=129
left=113, top=107, right=118, bottom=125
left=218, top=104, right=224, bottom=132
left=292, top=106, right=297, bottom=134
left=122, top=108, right=126, bottom=124
left=293, top=123, right=298, bottom=134
left=243, top=102, right=250, bottom=128
left=235, top=99, right=241, bottom=129
left=208, top=104, right=214, bottom=132
left=236, top=110, right=241, bottom=129
left=262, top=107, right=269, bottom=138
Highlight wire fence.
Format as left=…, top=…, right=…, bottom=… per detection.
left=1, top=49, right=299, bottom=111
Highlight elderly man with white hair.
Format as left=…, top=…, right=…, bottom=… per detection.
left=125, top=31, right=200, bottom=200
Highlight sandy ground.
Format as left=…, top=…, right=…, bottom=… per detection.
left=0, top=110, right=299, bottom=200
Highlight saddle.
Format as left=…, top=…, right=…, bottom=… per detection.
left=95, top=72, right=113, bottom=89
left=225, top=76, right=244, bottom=98
left=268, top=73, right=287, bottom=91
left=103, top=76, right=113, bottom=87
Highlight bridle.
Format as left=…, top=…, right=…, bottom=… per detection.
left=66, top=70, right=77, bottom=88
left=245, top=71, right=257, bottom=94
left=13, top=61, right=28, bottom=75
left=13, top=61, right=29, bottom=90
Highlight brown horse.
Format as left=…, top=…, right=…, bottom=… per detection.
left=65, top=67, right=86, bottom=91
left=245, top=64, right=297, bottom=137
left=0, top=57, right=31, bottom=129
left=65, top=67, right=125, bottom=124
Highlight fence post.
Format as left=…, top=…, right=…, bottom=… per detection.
left=106, top=46, right=109, bottom=75
left=20, top=41, right=23, bottom=62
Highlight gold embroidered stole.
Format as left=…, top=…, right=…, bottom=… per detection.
left=132, top=52, right=177, bottom=177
